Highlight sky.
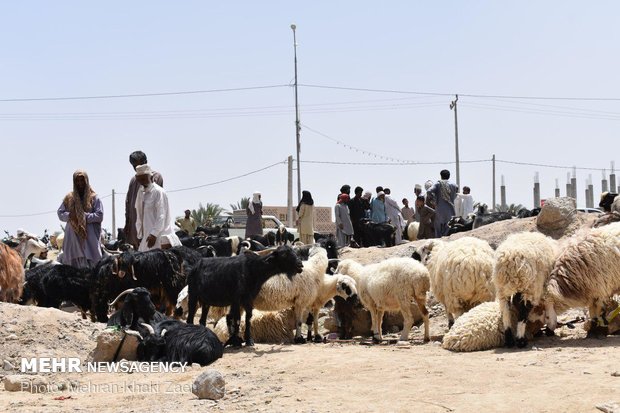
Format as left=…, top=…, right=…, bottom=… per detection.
left=1, top=1, right=620, bottom=236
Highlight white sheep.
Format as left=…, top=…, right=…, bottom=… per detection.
left=251, top=246, right=328, bottom=343
left=305, top=273, right=358, bottom=342
left=545, top=222, right=620, bottom=337
left=405, top=222, right=419, bottom=241
left=442, top=301, right=546, bottom=352
left=336, top=257, right=430, bottom=343
left=213, top=309, right=296, bottom=344
left=417, top=237, right=495, bottom=327
left=493, top=231, right=559, bottom=348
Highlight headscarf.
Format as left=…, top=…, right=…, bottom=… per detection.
left=63, top=170, right=96, bottom=242
left=296, top=190, right=314, bottom=212
left=249, top=191, right=261, bottom=214
left=362, top=191, right=372, bottom=200
left=424, top=180, right=433, bottom=191
left=337, top=193, right=350, bottom=204
left=439, top=180, right=454, bottom=205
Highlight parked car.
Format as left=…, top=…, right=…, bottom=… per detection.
left=219, top=214, right=298, bottom=240
left=577, top=208, right=602, bottom=214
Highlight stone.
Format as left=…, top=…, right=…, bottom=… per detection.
left=596, top=401, right=620, bottom=413
left=3, top=375, right=48, bottom=392
left=6, top=334, right=18, bottom=341
left=3, top=360, right=15, bottom=371
left=536, top=197, right=577, bottom=232
left=612, top=372, right=620, bottom=377
left=3, top=375, right=31, bottom=392
left=90, top=329, right=140, bottom=362
left=192, top=369, right=226, bottom=400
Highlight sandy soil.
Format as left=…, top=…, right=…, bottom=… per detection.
left=1, top=212, right=619, bottom=413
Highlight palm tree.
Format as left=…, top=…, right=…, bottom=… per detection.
left=495, top=203, right=525, bottom=216
left=191, top=203, right=224, bottom=226
left=229, top=197, right=250, bottom=212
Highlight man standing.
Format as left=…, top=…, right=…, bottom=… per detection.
left=413, top=184, right=423, bottom=222
left=176, top=209, right=197, bottom=236
left=57, top=170, right=103, bottom=268
left=134, top=165, right=180, bottom=251
left=455, top=186, right=475, bottom=218
left=427, top=170, right=458, bottom=238
left=124, top=151, right=163, bottom=250
left=348, top=186, right=366, bottom=246
left=370, top=191, right=387, bottom=223
left=384, top=188, right=404, bottom=244
left=401, top=198, right=415, bottom=225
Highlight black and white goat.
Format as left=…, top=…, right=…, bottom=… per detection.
left=275, top=225, right=294, bottom=246
left=137, top=319, right=223, bottom=366
left=106, top=287, right=167, bottom=329
left=186, top=246, right=303, bottom=347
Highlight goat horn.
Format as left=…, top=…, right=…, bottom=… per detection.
left=140, top=323, right=155, bottom=335
left=161, top=329, right=167, bottom=337
left=109, top=288, right=135, bottom=307
left=254, top=247, right=277, bottom=257
left=123, top=329, right=143, bottom=340
left=131, top=264, right=137, bottom=281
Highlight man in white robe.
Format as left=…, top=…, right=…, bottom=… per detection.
left=455, top=186, right=475, bottom=218
left=384, top=188, right=404, bottom=244
left=135, top=165, right=181, bottom=251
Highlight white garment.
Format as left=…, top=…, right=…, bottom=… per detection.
left=135, top=183, right=181, bottom=251
left=455, top=193, right=475, bottom=218
left=384, top=195, right=404, bottom=244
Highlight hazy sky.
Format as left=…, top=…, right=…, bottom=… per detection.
left=2, top=2, right=619, bottom=236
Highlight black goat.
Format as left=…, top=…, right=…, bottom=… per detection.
left=186, top=245, right=303, bottom=347
left=275, top=225, right=294, bottom=246
left=195, top=225, right=229, bottom=237
left=137, top=319, right=223, bottom=366
left=600, top=192, right=619, bottom=212
left=472, top=205, right=513, bottom=229
left=89, top=249, right=185, bottom=322
left=22, top=263, right=92, bottom=319
left=446, top=216, right=474, bottom=235
left=359, top=219, right=396, bottom=247
left=106, top=287, right=167, bottom=329
left=249, top=232, right=276, bottom=247
left=294, top=237, right=339, bottom=261
left=516, top=207, right=542, bottom=218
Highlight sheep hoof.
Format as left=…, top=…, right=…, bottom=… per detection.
left=245, top=339, right=255, bottom=347
left=313, top=334, right=323, bottom=343
left=294, top=336, right=307, bottom=344
left=504, top=330, right=515, bottom=348
left=423, top=336, right=430, bottom=343
left=372, top=336, right=381, bottom=344
left=516, top=337, right=528, bottom=348
left=544, top=327, right=555, bottom=337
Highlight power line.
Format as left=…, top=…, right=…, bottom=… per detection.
left=301, top=160, right=490, bottom=166
left=0, top=161, right=285, bottom=218
left=496, top=159, right=605, bottom=172
left=299, top=83, right=620, bottom=101
left=0, top=84, right=290, bottom=102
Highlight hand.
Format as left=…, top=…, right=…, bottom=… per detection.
left=146, top=234, right=157, bottom=248
left=338, top=224, right=344, bottom=230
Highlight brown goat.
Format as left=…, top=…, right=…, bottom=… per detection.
left=0, top=243, right=25, bottom=303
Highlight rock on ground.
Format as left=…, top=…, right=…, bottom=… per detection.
left=3, top=375, right=48, bottom=393
left=192, top=369, right=225, bottom=400
left=537, top=197, right=577, bottom=234
left=90, top=329, right=140, bottom=362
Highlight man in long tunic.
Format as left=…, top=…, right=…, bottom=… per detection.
left=57, top=170, right=103, bottom=268
left=135, top=165, right=180, bottom=251
left=370, top=191, right=388, bottom=223
left=124, top=151, right=163, bottom=249
left=245, top=192, right=263, bottom=239
left=427, top=170, right=458, bottom=238
left=384, top=188, right=404, bottom=244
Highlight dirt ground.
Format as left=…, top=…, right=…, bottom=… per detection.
left=2, top=212, right=619, bottom=412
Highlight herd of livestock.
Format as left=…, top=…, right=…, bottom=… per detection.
left=0, top=192, right=619, bottom=367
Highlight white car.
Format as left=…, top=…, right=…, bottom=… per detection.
left=215, top=214, right=298, bottom=240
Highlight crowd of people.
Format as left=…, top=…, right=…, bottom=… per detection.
left=54, top=149, right=476, bottom=269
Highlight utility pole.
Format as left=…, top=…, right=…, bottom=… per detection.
left=291, top=24, right=302, bottom=202
left=492, top=154, right=496, bottom=211
left=287, top=156, right=294, bottom=228
left=450, top=95, right=460, bottom=189
left=111, top=189, right=116, bottom=240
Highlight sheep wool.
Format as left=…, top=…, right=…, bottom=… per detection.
left=213, top=309, right=295, bottom=344
left=442, top=301, right=503, bottom=352
left=337, top=257, right=430, bottom=342
left=546, top=222, right=620, bottom=330
left=252, top=246, right=328, bottom=342
left=425, top=237, right=495, bottom=326
left=0, top=242, right=25, bottom=303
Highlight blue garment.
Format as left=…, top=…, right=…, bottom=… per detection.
left=370, top=198, right=387, bottom=223
left=58, top=196, right=103, bottom=268
left=428, top=180, right=458, bottom=237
